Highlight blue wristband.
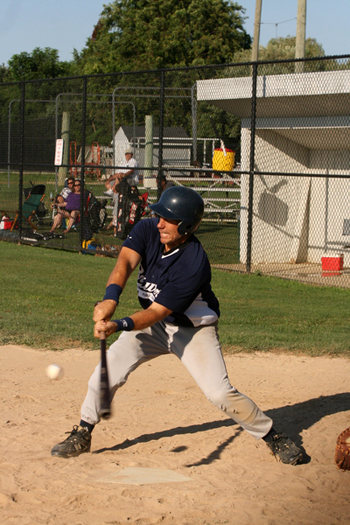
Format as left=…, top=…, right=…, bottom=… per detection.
left=112, top=317, right=134, bottom=332
left=103, top=284, right=122, bottom=303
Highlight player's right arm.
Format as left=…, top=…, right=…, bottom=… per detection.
left=93, top=247, right=141, bottom=323
left=107, top=246, right=141, bottom=288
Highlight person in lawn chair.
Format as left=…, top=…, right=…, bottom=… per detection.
left=50, top=180, right=84, bottom=234
left=51, top=177, right=75, bottom=214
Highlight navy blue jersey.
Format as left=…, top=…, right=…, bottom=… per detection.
left=123, top=218, right=220, bottom=327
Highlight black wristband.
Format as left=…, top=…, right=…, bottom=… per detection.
left=103, top=284, right=122, bottom=303
left=112, top=317, right=134, bottom=332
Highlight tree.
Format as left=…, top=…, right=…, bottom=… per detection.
left=0, top=48, right=74, bottom=127
left=230, top=36, right=326, bottom=76
left=0, top=64, right=11, bottom=83
left=75, top=0, right=251, bottom=74
left=8, top=47, right=71, bottom=81
left=256, top=35, right=324, bottom=62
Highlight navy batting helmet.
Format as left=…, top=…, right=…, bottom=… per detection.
left=149, top=186, right=204, bottom=235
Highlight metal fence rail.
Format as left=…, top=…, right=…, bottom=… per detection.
left=1, top=54, right=350, bottom=288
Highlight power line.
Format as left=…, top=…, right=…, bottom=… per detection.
left=260, top=17, right=297, bottom=38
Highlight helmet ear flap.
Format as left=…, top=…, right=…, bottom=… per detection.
left=177, top=221, right=186, bottom=235
left=177, top=221, right=194, bottom=235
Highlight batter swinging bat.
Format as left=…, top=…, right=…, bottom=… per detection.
left=98, top=331, right=111, bottom=419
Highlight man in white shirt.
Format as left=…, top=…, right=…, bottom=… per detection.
left=104, top=147, right=139, bottom=196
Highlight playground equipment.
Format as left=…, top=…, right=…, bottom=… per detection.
left=70, top=141, right=101, bottom=180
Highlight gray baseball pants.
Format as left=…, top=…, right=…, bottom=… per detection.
left=81, top=321, right=273, bottom=440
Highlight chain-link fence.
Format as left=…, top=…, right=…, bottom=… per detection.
left=1, top=55, right=350, bottom=288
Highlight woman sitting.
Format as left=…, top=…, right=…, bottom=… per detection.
left=50, top=180, right=83, bottom=234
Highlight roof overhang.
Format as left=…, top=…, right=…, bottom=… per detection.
left=197, top=70, right=350, bottom=119
left=197, top=70, right=350, bottom=150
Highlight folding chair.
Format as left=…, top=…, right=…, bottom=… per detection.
left=11, top=184, right=46, bottom=231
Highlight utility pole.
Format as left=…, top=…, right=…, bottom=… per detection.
left=251, top=0, right=262, bottom=62
left=295, top=0, right=307, bottom=73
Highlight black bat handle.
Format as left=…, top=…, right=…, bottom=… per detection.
left=99, top=331, right=111, bottom=419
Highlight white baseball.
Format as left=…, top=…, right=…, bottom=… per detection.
left=46, top=364, right=64, bottom=380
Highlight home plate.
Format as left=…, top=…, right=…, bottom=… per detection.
left=95, top=467, right=192, bottom=485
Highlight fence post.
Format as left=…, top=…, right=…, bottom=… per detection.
left=157, top=70, right=165, bottom=201
left=18, top=82, right=25, bottom=242
left=144, top=115, right=154, bottom=188
left=79, top=77, right=87, bottom=252
left=246, top=62, right=258, bottom=273
left=7, top=100, right=15, bottom=188
left=191, top=83, right=197, bottom=163
left=58, top=111, right=70, bottom=185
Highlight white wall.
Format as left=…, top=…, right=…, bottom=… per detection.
left=240, top=121, right=350, bottom=267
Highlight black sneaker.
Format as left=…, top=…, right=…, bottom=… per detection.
left=51, top=425, right=91, bottom=458
left=265, top=432, right=303, bottom=465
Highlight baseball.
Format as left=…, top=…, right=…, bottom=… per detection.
left=46, top=364, right=64, bottom=380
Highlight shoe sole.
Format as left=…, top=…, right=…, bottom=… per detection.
left=51, top=448, right=90, bottom=458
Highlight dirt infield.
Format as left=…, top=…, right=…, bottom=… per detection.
left=1, top=344, right=350, bottom=524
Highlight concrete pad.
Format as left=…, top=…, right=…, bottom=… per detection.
left=95, top=467, right=192, bottom=485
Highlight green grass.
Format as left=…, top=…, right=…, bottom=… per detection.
left=197, top=222, right=239, bottom=264
left=214, top=271, right=350, bottom=355
left=1, top=241, right=349, bottom=356
left=0, top=241, right=138, bottom=350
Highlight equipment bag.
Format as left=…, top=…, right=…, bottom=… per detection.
left=116, top=181, right=144, bottom=240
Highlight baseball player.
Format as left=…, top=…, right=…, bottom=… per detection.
left=51, top=186, right=304, bottom=465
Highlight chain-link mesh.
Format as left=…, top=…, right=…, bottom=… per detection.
left=1, top=55, right=350, bottom=287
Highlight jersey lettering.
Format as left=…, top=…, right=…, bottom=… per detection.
left=137, top=264, right=161, bottom=302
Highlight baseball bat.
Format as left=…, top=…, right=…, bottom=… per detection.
left=98, top=330, right=111, bottom=419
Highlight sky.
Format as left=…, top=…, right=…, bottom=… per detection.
left=0, top=0, right=349, bottom=67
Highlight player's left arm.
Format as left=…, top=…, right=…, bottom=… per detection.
left=94, top=302, right=172, bottom=338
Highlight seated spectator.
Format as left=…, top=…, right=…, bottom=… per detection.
left=51, top=177, right=75, bottom=212
left=50, top=180, right=84, bottom=234
left=104, top=147, right=139, bottom=196
left=157, top=174, right=175, bottom=194
left=61, top=177, right=75, bottom=199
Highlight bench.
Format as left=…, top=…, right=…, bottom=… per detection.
left=95, top=175, right=241, bottom=223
